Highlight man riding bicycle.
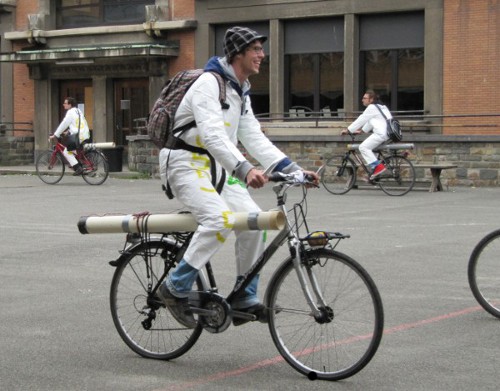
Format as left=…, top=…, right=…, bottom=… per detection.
left=341, top=90, right=392, bottom=180
left=157, top=26, right=318, bottom=328
left=49, top=97, right=90, bottom=175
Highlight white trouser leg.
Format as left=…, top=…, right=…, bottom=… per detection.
left=62, top=148, right=78, bottom=166
left=168, top=162, right=264, bottom=272
left=359, top=133, right=387, bottom=166
left=221, top=182, right=265, bottom=275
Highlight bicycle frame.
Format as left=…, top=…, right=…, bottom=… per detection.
left=189, top=181, right=346, bottom=321
left=346, top=147, right=409, bottom=175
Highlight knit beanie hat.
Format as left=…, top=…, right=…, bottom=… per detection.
left=223, top=26, right=267, bottom=59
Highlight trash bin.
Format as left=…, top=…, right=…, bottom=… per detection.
left=102, top=146, right=124, bottom=172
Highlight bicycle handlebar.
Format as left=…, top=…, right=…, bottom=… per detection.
left=269, top=171, right=317, bottom=185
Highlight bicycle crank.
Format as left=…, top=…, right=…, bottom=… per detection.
left=189, top=291, right=231, bottom=333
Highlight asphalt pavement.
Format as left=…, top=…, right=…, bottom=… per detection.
left=1, top=172, right=500, bottom=391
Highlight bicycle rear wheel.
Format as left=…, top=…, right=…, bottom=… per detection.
left=468, top=229, right=500, bottom=318
left=320, top=156, right=356, bottom=195
left=35, top=150, right=65, bottom=184
left=82, top=150, right=109, bottom=185
left=110, top=240, right=202, bottom=360
left=267, top=248, right=384, bottom=381
left=377, top=155, right=415, bottom=196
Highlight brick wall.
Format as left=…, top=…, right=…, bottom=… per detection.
left=443, top=0, right=500, bottom=135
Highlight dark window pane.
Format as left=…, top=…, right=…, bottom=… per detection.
left=289, top=54, right=314, bottom=111
left=57, top=0, right=154, bottom=28
left=397, top=49, right=424, bottom=111
left=320, top=53, right=344, bottom=111
left=249, top=57, right=270, bottom=115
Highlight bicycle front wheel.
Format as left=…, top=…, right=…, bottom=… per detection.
left=267, top=249, right=384, bottom=381
left=110, top=241, right=202, bottom=360
left=82, top=150, right=109, bottom=185
left=468, top=229, right=500, bottom=318
left=320, top=156, right=356, bottom=195
left=35, top=150, right=65, bottom=184
left=377, top=155, right=415, bottom=196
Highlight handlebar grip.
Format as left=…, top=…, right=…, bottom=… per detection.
left=269, top=172, right=288, bottom=182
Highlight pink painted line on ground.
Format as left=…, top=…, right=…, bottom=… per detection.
left=153, top=305, right=484, bottom=391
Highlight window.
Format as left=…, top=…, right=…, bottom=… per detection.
left=286, top=52, right=344, bottom=114
left=285, top=18, right=344, bottom=114
left=56, top=0, right=154, bottom=28
left=359, top=12, right=424, bottom=112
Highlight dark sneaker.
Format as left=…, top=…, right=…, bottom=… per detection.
left=73, top=166, right=84, bottom=176
left=156, top=283, right=197, bottom=329
left=232, top=303, right=268, bottom=326
left=369, top=163, right=387, bottom=180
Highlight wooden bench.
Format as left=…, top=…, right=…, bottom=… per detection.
left=412, top=164, right=457, bottom=192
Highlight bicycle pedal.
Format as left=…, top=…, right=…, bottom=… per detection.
left=231, top=310, right=258, bottom=321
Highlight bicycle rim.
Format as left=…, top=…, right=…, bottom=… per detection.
left=110, top=241, right=202, bottom=360
left=468, top=229, right=500, bottom=318
left=377, top=155, right=415, bottom=196
left=320, top=156, right=356, bottom=195
left=36, top=150, right=65, bottom=184
left=82, top=150, right=109, bottom=185
left=267, top=249, right=384, bottom=381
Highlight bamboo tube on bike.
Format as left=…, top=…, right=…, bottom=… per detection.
left=77, top=211, right=285, bottom=234
left=83, top=142, right=116, bottom=150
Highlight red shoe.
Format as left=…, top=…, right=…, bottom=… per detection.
left=370, top=163, right=387, bottom=180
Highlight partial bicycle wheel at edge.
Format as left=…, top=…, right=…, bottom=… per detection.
left=36, top=150, right=65, bottom=184
left=468, top=229, right=500, bottom=318
left=266, top=248, right=384, bottom=381
left=320, top=156, right=357, bottom=195
left=377, top=155, right=415, bottom=196
left=110, top=241, right=203, bottom=360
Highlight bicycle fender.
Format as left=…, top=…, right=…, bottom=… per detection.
left=108, top=237, right=177, bottom=267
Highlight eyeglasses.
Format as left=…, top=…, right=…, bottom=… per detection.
left=247, top=46, right=264, bottom=54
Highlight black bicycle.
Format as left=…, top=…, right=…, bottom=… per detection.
left=468, top=229, right=500, bottom=318
left=105, top=172, right=384, bottom=381
left=320, top=137, right=416, bottom=196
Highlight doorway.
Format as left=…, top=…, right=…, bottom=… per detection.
left=59, top=80, right=93, bottom=138
left=114, top=79, right=149, bottom=146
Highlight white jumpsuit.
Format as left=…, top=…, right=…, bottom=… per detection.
left=159, top=72, right=288, bottom=276
left=348, top=104, right=391, bottom=166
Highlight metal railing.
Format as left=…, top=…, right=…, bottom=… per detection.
left=254, top=111, right=500, bottom=132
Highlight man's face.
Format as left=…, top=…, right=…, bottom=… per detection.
left=241, top=41, right=265, bottom=76
left=361, top=94, right=373, bottom=107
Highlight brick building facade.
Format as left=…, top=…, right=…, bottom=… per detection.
left=0, top=0, right=499, bottom=186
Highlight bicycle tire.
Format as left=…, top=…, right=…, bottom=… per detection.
left=267, top=248, right=384, bottom=381
left=320, top=156, right=356, bottom=195
left=35, top=150, right=65, bottom=185
left=110, top=240, right=203, bottom=360
left=82, top=150, right=109, bottom=185
left=468, top=229, right=500, bottom=318
left=377, top=155, right=415, bottom=196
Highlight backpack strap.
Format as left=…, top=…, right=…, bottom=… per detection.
left=166, top=71, right=228, bottom=153
left=374, top=104, right=388, bottom=120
